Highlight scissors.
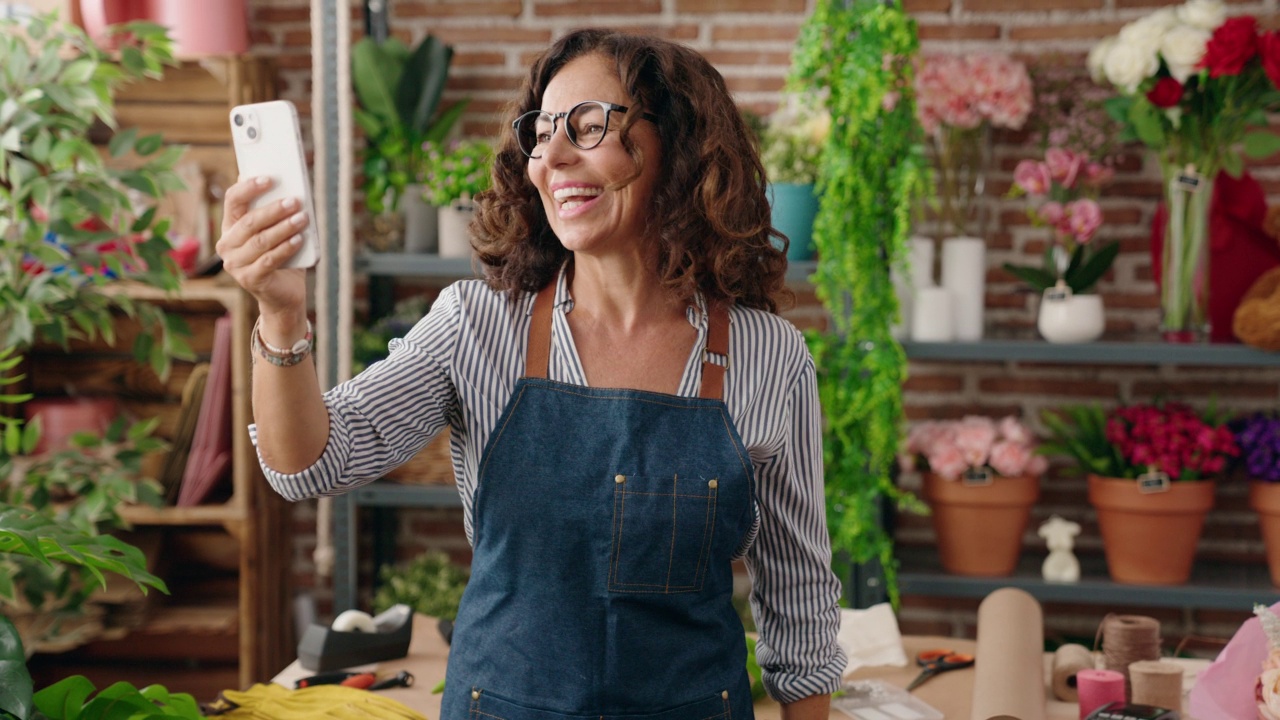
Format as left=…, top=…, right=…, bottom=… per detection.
left=905, top=648, right=975, bottom=691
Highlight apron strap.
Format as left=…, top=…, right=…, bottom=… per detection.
left=699, top=302, right=729, bottom=401
left=525, top=282, right=556, bottom=379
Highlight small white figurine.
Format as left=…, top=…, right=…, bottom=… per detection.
left=1038, top=515, right=1081, bottom=583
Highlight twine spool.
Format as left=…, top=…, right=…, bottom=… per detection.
left=1129, top=660, right=1182, bottom=713
left=1076, top=669, right=1125, bottom=720
left=1096, top=614, right=1161, bottom=699
left=1051, top=643, right=1095, bottom=702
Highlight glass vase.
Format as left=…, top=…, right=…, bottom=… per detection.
left=1159, top=162, right=1214, bottom=343
left=931, top=124, right=991, bottom=239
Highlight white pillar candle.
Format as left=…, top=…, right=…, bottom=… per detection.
left=911, top=285, right=953, bottom=342
left=941, top=236, right=986, bottom=341
left=892, top=236, right=937, bottom=340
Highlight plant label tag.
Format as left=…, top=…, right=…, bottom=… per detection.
left=1137, top=471, right=1171, bottom=494
left=1044, top=285, right=1072, bottom=302
left=962, top=467, right=993, bottom=486
left=1176, top=171, right=1202, bottom=193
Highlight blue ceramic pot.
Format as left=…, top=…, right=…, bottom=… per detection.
left=767, top=183, right=819, bottom=261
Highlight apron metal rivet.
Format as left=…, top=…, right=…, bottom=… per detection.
left=615, top=474, right=626, bottom=484
left=721, top=690, right=729, bottom=699
left=708, top=479, right=718, bottom=489
left=471, top=690, right=480, bottom=700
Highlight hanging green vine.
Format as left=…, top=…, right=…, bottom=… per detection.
left=789, top=0, right=929, bottom=605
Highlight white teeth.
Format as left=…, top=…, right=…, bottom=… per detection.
left=562, top=200, right=586, bottom=210
left=552, top=186, right=602, bottom=202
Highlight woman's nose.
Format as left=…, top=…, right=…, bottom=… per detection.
left=539, top=122, right=578, bottom=165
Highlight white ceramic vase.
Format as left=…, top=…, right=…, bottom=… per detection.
left=402, top=184, right=438, bottom=253
left=1037, top=291, right=1105, bottom=344
left=437, top=199, right=475, bottom=258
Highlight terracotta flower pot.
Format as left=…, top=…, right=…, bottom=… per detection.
left=922, top=471, right=1040, bottom=577
left=1088, top=474, right=1214, bottom=585
left=1249, top=481, right=1280, bottom=587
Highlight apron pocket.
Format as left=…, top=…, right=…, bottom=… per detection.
left=470, top=688, right=732, bottom=720
left=609, top=473, right=717, bottom=594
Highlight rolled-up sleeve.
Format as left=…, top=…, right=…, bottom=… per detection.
left=251, top=285, right=462, bottom=500
left=746, top=354, right=847, bottom=702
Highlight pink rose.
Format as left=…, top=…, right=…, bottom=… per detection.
left=1045, top=148, right=1084, bottom=188
left=1027, top=455, right=1049, bottom=476
left=954, top=416, right=997, bottom=467
left=998, top=415, right=1033, bottom=445
left=1014, top=160, right=1052, bottom=196
left=1037, top=201, right=1065, bottom=226
left=1067, top=199, right=1103, bottom=244
left=926, top=443, right=968, bottom=481
left=881, top=91, right=900, bottom=112
left=989, top=440, right=1032, bottom=477
left=906, top=421, right=947, bottom=454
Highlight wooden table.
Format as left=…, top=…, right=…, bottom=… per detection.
left=274, top=615, right=1206, bottom=719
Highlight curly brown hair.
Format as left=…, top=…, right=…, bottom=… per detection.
left=472, top=28, right=791, bottom=314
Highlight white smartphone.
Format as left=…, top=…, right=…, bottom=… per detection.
left=228, top=100, right=320, bottom=269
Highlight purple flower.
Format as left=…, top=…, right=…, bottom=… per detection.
left=1232, top=413, right=1280, bottom=483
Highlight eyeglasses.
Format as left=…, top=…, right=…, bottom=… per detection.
left=512, top=100, right=633, bottom=159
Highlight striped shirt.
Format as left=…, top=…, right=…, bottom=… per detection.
left=252, top=268, right=847, bottom=702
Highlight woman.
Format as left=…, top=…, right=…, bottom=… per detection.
left=217, top=28, right=845, bottom=719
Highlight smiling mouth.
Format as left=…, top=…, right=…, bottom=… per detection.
left=553, top=186, right=603, bottom=210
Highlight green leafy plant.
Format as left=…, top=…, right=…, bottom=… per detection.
left=759, top=94, right=829, bottom=185
left=372, top=550, right=469, bottom=622
left=789, top=0, right=929, bottom=605
left=353, top=34, right=469, bottom=213
left=420, top=139, right=493, bottom=207
left=0, top=13, right=192, bottom=380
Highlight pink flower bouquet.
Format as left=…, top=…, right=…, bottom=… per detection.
left=915, top=53, right=1033, bottom=238
left=1004, top=147, right=1121, bottom=295
left=901, top=415, right=1047, bottom=482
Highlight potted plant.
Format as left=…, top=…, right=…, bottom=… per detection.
left=1041, top=402, right=1239, bottom=584
left=1003, top=147, right=1120, bottom=343
left=0, top=10, right=188, bottom=654
left=1233, top=412, right=1280, bottom=586
left=758, top=94, right=828, bottom=261
left=0, top=12, right=190, bottom=378
left=900, top=415, right=1047, bottom=576
left=789, top=0, right=929, bottom=605
left=421, top=138, right=493, bottom=259
left=353, top=34, right=468, bottom=252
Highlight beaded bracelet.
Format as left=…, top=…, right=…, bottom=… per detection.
left=251, top=316, right=314, bottom=367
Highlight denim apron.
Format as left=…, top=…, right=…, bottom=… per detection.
left=439, top=282, right=758, bottom=719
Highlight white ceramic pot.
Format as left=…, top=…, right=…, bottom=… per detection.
left=1038, top=291, right=1105, bottom=344
left=437, top=200, right=475, bottom=258
left=402, top=185, right=438, bottom=253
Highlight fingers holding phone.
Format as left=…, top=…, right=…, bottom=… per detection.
left=216, top=177, right=309, bottom=311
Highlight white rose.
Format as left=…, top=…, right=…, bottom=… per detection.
left=1088, top=36, right=1116, bottom=84
left=1177, top=0, right=1226, bottom=30
left=1161, top=24, right=1211, bottom=83
left=1119, top=8, right=1178, bottom=54
left=1103, top=40, right=1161, bottom=92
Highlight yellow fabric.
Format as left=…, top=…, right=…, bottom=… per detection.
left=214, top=684, right=426, bottom=720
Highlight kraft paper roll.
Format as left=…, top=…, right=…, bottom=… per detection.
left=1077, top=669, right=1125, bottom=720
left=970, top=588, right=1045, bottom=720
left=1051, top=643, right=1094, bottom=702
left=1129, top=660, right=1182, bottom=713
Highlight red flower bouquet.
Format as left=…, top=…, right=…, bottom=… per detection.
left=1042, top=401, right=1239, bottom=482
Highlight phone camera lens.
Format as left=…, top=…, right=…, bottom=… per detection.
left=247, top=127, right=258, bottom=140
left=234, top=114, right=244, bottom=127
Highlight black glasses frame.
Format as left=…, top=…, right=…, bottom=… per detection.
left=512, top=100, right=632, bottom=159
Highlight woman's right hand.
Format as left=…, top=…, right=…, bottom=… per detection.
left=215, top=176, right=310, bottom=317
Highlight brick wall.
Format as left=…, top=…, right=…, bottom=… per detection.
left=246, top=0, right=1280, bottom=647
